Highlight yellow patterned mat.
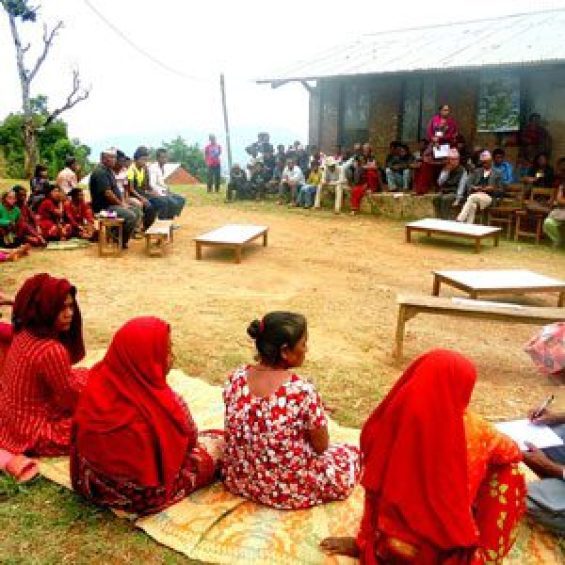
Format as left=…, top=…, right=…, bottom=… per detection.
left=38, top=367, right=562, bottom=564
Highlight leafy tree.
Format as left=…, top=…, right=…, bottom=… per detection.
left=0, top=109, right=91, bottom=179
left=159, top=136, right=208, bottom=182
left=1, top=0, right=90, bottom=177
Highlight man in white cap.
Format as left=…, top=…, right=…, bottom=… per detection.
left=313, top=156, right=346, bottom=213
left=433, top=148, right=468, bottom=219
left=456, top=150, right=503, bottom=224
left=89, top=148, right=140, bottom=249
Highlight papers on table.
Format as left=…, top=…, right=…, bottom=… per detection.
left=433, top=144, right=450, bottom=159
left=495, top=419, right=564, bottom=451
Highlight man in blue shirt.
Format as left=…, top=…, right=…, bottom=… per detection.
left=492, top=149, right=515, bottom=188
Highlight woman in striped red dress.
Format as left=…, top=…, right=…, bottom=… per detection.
left=0, top=274, right=87, bottom=456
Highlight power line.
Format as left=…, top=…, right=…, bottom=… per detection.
left=82, top=0, right=214, bottom=83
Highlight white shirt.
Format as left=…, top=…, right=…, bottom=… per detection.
left=282, top=165, right=305, bottom=185
left=148, top=162, right=169, bottom=196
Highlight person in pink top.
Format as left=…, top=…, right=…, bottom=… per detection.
left=426, top=104, right=459, bottom=146
left=204, top=134, right=222, bottom=193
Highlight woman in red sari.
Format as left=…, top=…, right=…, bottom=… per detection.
left=71, top=317, right=223, bottom=516
left=36, top=185, right=72, bottom=241
left=321, top=349, right=525, bottom=564
left=0, top=274, right=87, bottom=456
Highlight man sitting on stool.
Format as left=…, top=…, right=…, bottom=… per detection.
left=314, top=157, right=345, bottom=214
left=433, top=148, right=468, bottom=219
left=456, top=150, right=503, bottom=224
left=89, top=148, right=140, bottom=249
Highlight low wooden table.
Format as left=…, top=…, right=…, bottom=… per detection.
left=405, top=218, right=501, bottom=253
left=194, top=224, right=268, bottom=263
left=432, top=269, right=565, bottom=307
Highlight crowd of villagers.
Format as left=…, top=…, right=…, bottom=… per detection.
left=2, top=272, right=565, bottom=563
left=229, top=108, right=565, bottom=246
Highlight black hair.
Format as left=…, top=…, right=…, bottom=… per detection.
left=11, top=184, right=26, bottom=195
left=34, top=164, right=47, bottom=177
left=557, top=156, right=565, bottom=165
left=438, top=103, right=450, bottom=112
left=156, top=148, right=167, bottom=158
left=247, top=311, right=306, bottom=367
left=534, top=152, right=549, bottom=167
left=65, top=156, right=77, bottom=168
left=492, top=148, right=505, bottom=158
left=69, top=187, right=83, bottom=198
left=116, top=149, right=126, bottom=160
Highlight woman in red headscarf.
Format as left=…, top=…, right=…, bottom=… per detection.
left=321, top=349, right=526, bottom=564
left=70, top=317, right=223, bottom=516
left=0, top=274, right=87, bottom=456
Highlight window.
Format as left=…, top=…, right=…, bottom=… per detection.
left=340, top=83, right=370, bottom=146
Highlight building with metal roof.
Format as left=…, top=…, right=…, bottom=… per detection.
left=258, top=9, right=565, bottom=164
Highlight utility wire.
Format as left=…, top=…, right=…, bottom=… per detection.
left=82, top=0, right=216, bottom=83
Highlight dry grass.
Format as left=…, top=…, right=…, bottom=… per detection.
left=1, top=183, right=565, bottom=562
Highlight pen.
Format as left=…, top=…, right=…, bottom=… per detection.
left=532, top=394, right=555, bottom=419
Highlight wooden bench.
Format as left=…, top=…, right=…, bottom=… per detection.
left=393, top=294, right=564, bottom=359
left=98, top=217, right=124, bottom=257
left=144, top=220, right=173, bottom=256
left=194, top=224, right=268, bottom=264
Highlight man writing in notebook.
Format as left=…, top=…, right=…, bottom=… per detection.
left=523, top=404, right=565, bottom=534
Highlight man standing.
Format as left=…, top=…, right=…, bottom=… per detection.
left=205, top=134, right=222, bottom=193
left=456, top=151, right=503, bottom=224
left=148, top=148, right=186, bottom=220
left=89, top=148, right=140, bottom=248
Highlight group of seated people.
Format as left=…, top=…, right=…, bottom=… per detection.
left=0, top=146, right=188, bottom=259
left=0, top=159, right=96, bottom=261
left=88, top=146, right=186, bottom=249
left=226, top=109, right=565, bottom=245
left=1, top=274, right=565, bottom=561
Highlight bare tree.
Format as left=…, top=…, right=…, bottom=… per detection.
left=2, top=0, right=90, bottom=177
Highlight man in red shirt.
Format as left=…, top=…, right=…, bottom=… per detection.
left=204, top=134, right=222, bottom=193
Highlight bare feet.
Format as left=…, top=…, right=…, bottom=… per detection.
left=320, top=537, right=359, bottom=557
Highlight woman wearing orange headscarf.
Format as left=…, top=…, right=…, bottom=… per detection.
left=71, top=317, right=223, bottom=516
left=321, top=349, right=525, bottom=564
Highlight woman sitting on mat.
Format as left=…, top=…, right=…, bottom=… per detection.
left=321, top=349, right=525, bottom=564
left=0, top=274, right=88, bottom=456
left=71, top=317, right=223, bottom=516
left=13, top=185, right=47, bottom=247
left=37, top=185, right=72, bottom=241
left=222, top=312, right=361, bottom=510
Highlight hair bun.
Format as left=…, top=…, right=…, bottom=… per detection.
left=247, top=319, right=261, bottom=339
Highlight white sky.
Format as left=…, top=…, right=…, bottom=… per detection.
left=1, top=0, right=565, bottom=157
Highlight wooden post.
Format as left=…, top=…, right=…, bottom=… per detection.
left=220, top=73, right=233, bottom=173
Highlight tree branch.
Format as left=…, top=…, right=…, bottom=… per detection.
left=44, top=69, right=90, bottom=126
left=28, top=20, right=63, bottom=83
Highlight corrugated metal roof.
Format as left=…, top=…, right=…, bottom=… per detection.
left=257, top=9, right=565, bottom=84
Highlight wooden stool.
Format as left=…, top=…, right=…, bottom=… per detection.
left=98, top=217, right=124, bottom=257
left=144, top=220, right=173, bottom=256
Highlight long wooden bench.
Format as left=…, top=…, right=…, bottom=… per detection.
left=394, top=294, right=564, bottom=359
left=144, top=220, right=173, bottom=256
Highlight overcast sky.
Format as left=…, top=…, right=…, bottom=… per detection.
left=2, top=0, right=565, bottom=158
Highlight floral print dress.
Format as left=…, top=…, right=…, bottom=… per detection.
left=222, top=365, right=361, bottom=510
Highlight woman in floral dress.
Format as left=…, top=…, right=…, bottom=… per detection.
left=222, top=311, right=361, bottom=510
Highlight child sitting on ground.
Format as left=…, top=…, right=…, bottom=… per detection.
left=37, top=185, right=72, bottom=241
left=0, top=191, right=21, bottom=248
left=64, top=188, right=96, bottom=240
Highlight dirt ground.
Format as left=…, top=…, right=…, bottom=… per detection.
left=2, top=186, right=565, bottom=427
